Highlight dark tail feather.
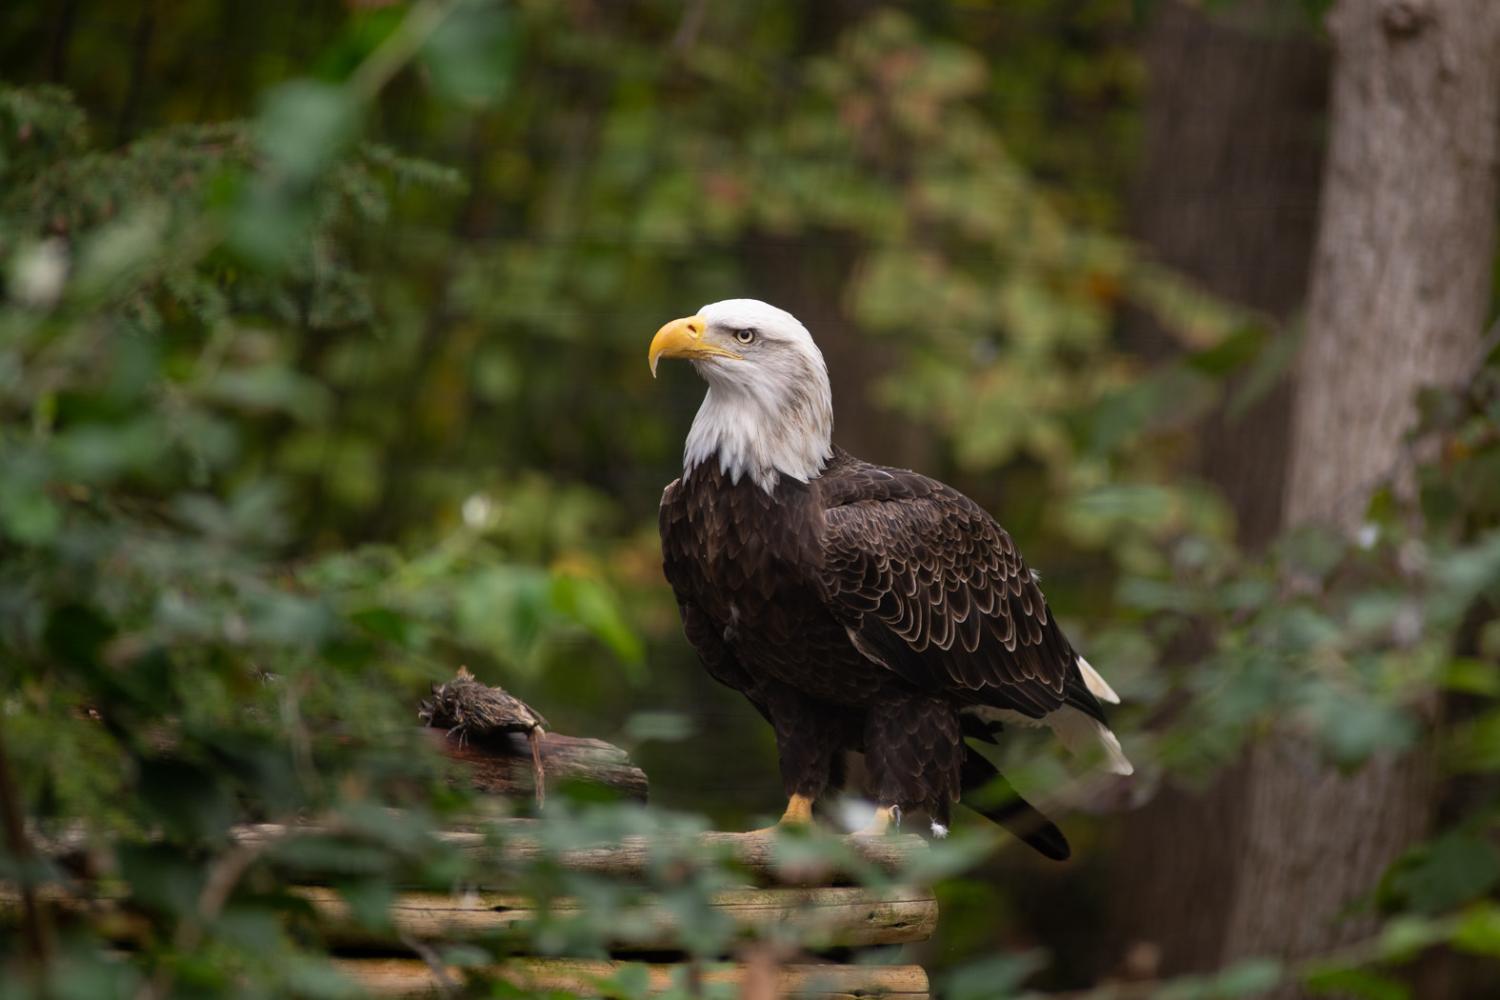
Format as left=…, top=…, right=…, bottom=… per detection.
left=960, top=747, right=1071, bottom=861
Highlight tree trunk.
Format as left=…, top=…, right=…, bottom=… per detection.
left=1106, top=0, right=1327, bottom=978
left=1222, top=0, right=1500, bottom=984
left=1124, top=0, right=1327, bottom=547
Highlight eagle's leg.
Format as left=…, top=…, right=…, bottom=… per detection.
left=863, top=695, right=964, bottom=838
left=749, top=687, right=847, bottom=833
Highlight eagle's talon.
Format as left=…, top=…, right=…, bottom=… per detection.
left=749, top=793, right=815, bottom=834
left=854, top=805, right=900, bottom=837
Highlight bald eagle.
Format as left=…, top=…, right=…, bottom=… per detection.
left=651, top=299, right=1130, bottom=858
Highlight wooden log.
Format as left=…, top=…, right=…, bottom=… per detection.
left=231, top=819, right=928, bottom=887
left=419, top=671, right=651, bottom=804
left=302, top=884, right=938, bottom=951
left=41, top=819, right=928, bottom=888
left=3, top=883, right=936, bottom=954
left=460, top=827, right=927, bottom=888
left=5, top=882, right=937, bottom=953
left=332, top=957, right=930, bottom=999
left=424, top=729, right=649, bottom=803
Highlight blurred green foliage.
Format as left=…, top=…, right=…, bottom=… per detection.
left=2, top=1, right=1499, bottom=997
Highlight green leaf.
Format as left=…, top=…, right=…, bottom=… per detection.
left=604, top=962, right=653, bottom=1000
left=549, top=573, right=646, bottom=670
left=1207, top=959, right=1284, bottom=998
left=421, top=0, right=518, bottom=107
left=350, top=607, right=415, bottom=647
left=199, top=366, right=332, bottom=422
left=1451, top=902, right=1500, bottom=956
left=1446, top=708, right=1500, bottom=773
left=335, top=877, right=396, bottom=931
left=1433, top=532, right=1500, bottom=606
left=1377, top=915, right=1448, bottom=962
left=1302, top=685, right=1417, bottom=767
left=0, top=478, right=61, bottom=544
left=1185, top=325, right=1265, bottom=376
left=942, top=952, right=1047, bottom=1000
left=70, top=204, right=168, bottom=302
left=1303, top=966, right=1409, bottom=1000
left=256, top=80, right=359, bottom=182
left=54, top=418, right=168, bottom=483
left=1384, top=832, right=1500, bottom=913
left=1225, top=325, right=1300, bottom=422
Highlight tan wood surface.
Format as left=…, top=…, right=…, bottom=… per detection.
left=302, top=884, right=937, bottom=951
left=4, top=882, right=936, bottom=954
left=332, top=957, right=929, bottom=998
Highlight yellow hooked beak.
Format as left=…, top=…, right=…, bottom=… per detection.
left=648, top=315, right=743, bottom=377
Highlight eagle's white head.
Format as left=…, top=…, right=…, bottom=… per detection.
left=649, top=298, right=834, bottom=493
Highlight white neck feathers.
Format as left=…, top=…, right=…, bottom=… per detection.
left=683, top=369, right=833, bottom=494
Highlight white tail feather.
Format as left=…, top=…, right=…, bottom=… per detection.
left=1045, top=706, right=1134, bottom=776
left=1076, top=655, right=1121, bottom=704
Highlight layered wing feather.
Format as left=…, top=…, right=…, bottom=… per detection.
left=815, top=454, right=1104, bottom=723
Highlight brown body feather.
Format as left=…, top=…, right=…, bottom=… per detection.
left=661, top=447, right=1105, bottom=855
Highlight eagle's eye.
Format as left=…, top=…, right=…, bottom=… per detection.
left=733, top=328, right=756, bottom=345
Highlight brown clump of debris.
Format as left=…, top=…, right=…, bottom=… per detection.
left=419, top=667, right=549, bottom=806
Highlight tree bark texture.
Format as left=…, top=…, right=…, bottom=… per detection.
left=1223, top=0, right=1500, bottom=981
left=1280, top=0, right=1500, bottom=532
left=1106, top=0, right=1328, bottom=977
left=1121, top=0, right=1329, bottom=546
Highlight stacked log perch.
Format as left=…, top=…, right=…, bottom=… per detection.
left=13, top=674, right=938, bottom=998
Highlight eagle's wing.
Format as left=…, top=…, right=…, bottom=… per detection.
left=815, top=458, right=1100, bottom=723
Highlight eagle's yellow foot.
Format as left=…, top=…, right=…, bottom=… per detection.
left=854, top=805, right=900, bottom=837
left=750, top=793, right=815, bottom=834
